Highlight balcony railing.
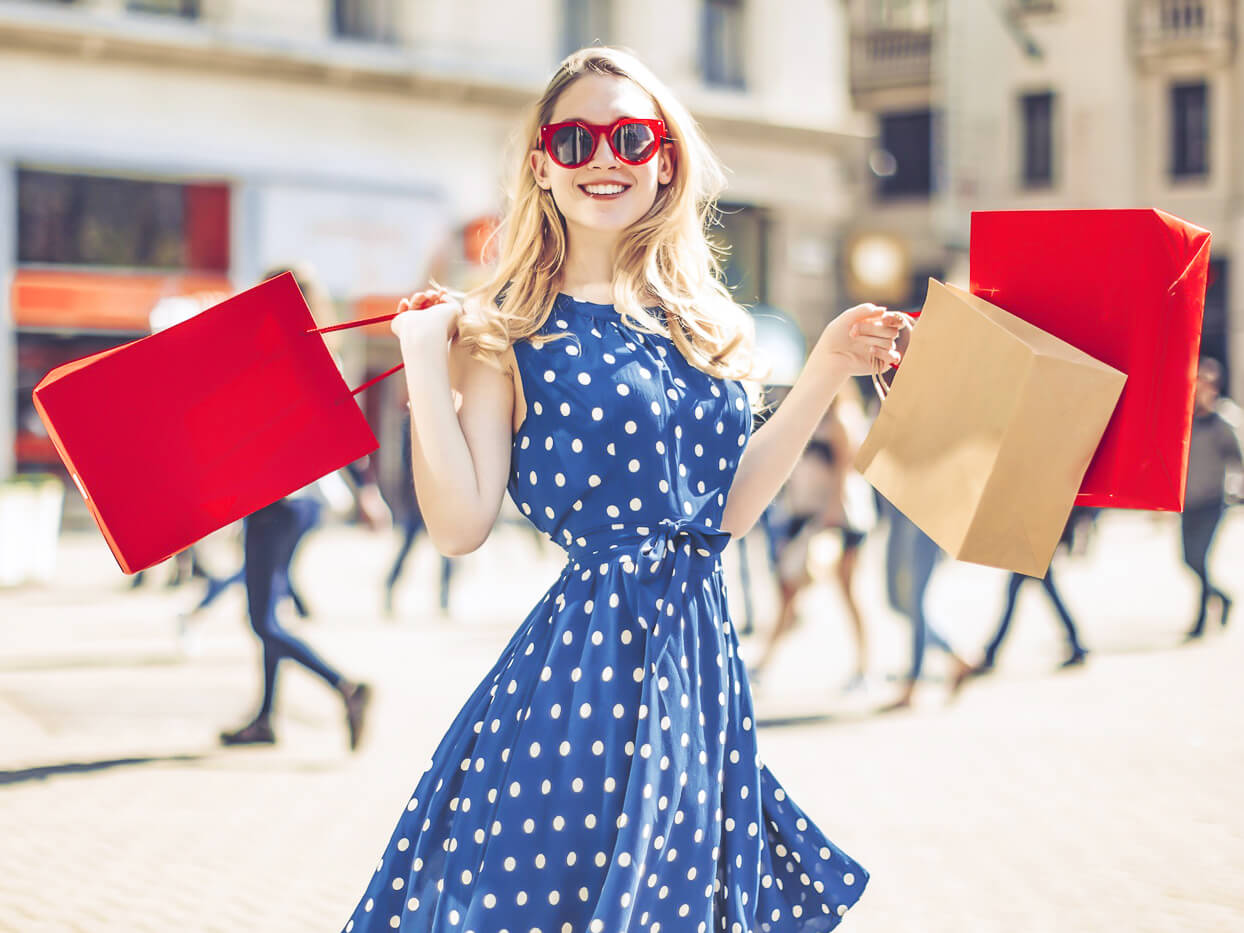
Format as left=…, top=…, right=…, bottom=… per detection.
left=1134, top=0, right=1236, bottom=67
left=849, top=28, right=933, bottom=97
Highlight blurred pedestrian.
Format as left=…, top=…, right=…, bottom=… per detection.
left=382, top=409, right=455, bottom=617
left=880, top=498, right=973, bottom=711
left=749, top=387, right=874, bottom=690
left=129, top=545, right=206, bottom=589
left=1181, top=357, right=1242, bottom=640
left=971, top=511, right=1089, bottom=676
left=177, top=521, right=312, bottom=653
left=219, top=265, right=380, bottom=750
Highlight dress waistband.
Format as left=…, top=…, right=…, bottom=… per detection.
left=565, top=518, right=733, bottom=566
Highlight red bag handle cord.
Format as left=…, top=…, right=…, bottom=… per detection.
left=305, top=313, right=405, bottom=395
left=307, top=311, right=401, bottom=336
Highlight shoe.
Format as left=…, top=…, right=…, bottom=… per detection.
left=219, top=720, right=275, bottom=746
left=344, top=683, right=373, bottom=752
left=841, top=672, right=868, bottom=694
left=1220, top=595, right=1233, bottom=629
left=878, top=695, right=913, bottom=714
left=968, top=657, right=995, bottom=678
left=1060, top=650, right=1088, bottom=669
left=948, top=662, right=974, bottom=700
left=1183, top=627, right=1205, bottom=643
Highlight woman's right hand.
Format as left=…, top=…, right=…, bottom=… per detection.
left=391, top=286, right=463, bottom=346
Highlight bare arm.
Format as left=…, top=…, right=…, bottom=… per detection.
left=396, top=295, right=515, bottom=556
left=720, top=305, right=903, bottom=538
left=720, top=345, right=852, bottom=538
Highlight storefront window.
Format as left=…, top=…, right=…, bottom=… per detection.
left=713, top=203, right=768, bottom=307
left=17, top=169, right=229, bottom=272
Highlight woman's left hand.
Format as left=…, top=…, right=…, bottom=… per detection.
left=817, top=304, right=909, bottom=377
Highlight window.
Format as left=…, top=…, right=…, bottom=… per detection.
left=333, top=0, right=398, bottom=43
left=702, top=0, right=745, bottom=89
left=712, top=203, right=768, bottom=306
left=563, top=0, right=613, bottom=55
left=1171, top=81, right=1209, bottom=179
left=878, top=110, right=933, bottom=198
left=864, top=0, right=935, bottom=30
left=1201, top=258, right=1230, bottom=387
left=126, top=0, right=199, bottom=17
left=1020, top=91, right=1055, bottom=188
left=17, top=170, right=230, bottom=272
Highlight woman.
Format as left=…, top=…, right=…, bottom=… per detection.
left=343, top=47, right=904, bottom=931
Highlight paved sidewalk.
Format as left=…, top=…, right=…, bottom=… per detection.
left=2, top=512, right=1242, bottom=932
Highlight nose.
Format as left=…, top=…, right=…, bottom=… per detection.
left=587, top=128, right=618, bottom=168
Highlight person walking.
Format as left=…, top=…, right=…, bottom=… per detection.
left=218, top=265, right=378, bottom=751
left=341, top=47, right=903, bottom=931
left=880, top=498, right=974, bottom=712
left=971, top=512, right=1089, bottom=674
left=1182, top=357, right=1242, bottom=640
left=383, top=411, right=455, bottom=617
left=749, top=390, right=874, bottom=690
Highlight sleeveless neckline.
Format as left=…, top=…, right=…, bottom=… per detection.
left=554, top=292, right=663, bottom=321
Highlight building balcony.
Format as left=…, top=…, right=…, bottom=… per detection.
left=849, top=28, right=933, bottom=106
left=1133, top=0, right=1236, bottom=70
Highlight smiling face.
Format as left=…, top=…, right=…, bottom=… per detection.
left=530, top=74, right=675, bottom=247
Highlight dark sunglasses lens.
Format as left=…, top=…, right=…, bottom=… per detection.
left=613, top=122, right=657, bottom=162
left=551, top=125, right=594, bottom=166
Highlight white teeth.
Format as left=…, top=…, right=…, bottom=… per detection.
left=583, top=184, right=626, bottom=195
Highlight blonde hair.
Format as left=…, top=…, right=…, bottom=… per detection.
left=458, top=46, right=764, bottom=384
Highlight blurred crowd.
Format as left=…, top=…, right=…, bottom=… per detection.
left=130, top=292, right=1243, bottom=744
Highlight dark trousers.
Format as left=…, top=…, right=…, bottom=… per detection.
left=245, top=498, right=340, bottom=717
left=1182, top=502, right=1227, bottom=634
left=984, top=567, right=1084, bottom=665
left=883, top=502, right=955, bottom=682
left=385, top=513, right=454, bottom=612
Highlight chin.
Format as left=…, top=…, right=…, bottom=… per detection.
left=558, top=191, right=655, bottom=236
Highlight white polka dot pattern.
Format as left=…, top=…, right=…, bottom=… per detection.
left=342, top=296, right=866, bottom=931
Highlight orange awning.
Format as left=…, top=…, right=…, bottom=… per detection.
left=12, top=269, right=233, bottom=332
left=351, top=295, right=406, bottom=337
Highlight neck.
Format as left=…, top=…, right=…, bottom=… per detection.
left=559, top=226, right=618, bottom=302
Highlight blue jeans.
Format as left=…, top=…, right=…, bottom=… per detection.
left=245, top=498, right=340, bottom=717
left=883, top=500, right=955, bottom=682
left=984, top=567, right=1084, bottom=664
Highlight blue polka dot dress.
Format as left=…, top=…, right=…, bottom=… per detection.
left=343, top=295, right=867, bottom=932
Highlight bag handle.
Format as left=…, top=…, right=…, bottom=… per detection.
left=869, top=310, right=917, bottom=404
left=306, top=312, right=405, bottom=396
left=305, top=285, right=457, bottom=395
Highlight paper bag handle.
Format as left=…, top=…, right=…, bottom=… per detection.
left=869, top=310, right=917, bottom=404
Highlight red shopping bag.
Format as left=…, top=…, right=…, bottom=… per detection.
left=32, top=272, right=399, bottom=574
left=970, top=209, right=1211, bottom=511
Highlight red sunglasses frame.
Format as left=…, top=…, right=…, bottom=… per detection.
left=537, top=117, right=671, bottom=168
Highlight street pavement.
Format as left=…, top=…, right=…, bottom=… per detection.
left=1, top=510, right=1242, bottom=932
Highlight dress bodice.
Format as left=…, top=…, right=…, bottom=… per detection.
left=506, top=294, right=752, bottom=559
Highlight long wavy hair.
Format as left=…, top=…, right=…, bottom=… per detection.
left=457, top=46, right=764, bottom=384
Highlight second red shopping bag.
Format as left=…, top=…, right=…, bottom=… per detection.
left=971, top=209, right=1211, bottom=511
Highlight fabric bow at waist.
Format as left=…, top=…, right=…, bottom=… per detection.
left=566, top=517, right=733, bottom=566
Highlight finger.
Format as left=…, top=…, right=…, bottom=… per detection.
left=858, top=334, right=898, bottom=350
left=855, top=322, right=903, bottom=340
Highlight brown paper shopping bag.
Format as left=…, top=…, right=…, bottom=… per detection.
left=855, top=279, right=1126, bottom=577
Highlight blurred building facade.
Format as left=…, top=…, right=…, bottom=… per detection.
left=843, top=0, right=1243, bottom=397
left=0, top=0, right=866, bottom=485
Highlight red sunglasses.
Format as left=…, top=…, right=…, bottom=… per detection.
left=537, top=117, right=671, bottom=168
